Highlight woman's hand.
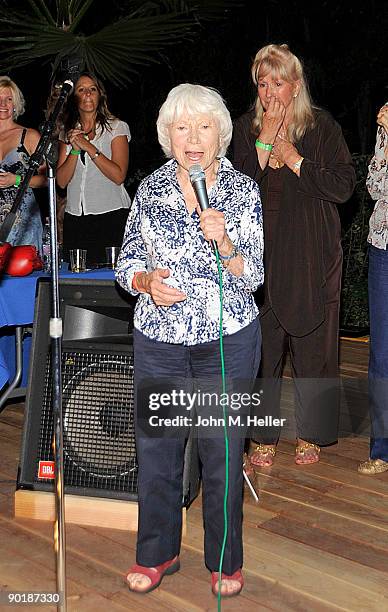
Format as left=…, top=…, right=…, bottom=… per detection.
left=0, top=172, right=18, bottom=188
left=137, top=269, right=187, bottom=306
left=199, top=208, right=244, bottom=275
left=67, top=128, right=90, bottom=152
left=377, top=104, right=388, bottom=133
left=261, top=96, right=286, bottom=142
left=199, top=208, right=228, bottom=248
left=256, top=97, right=286, bottom=170
left=272, top=130, right=301, bottom=168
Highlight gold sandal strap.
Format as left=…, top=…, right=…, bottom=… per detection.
left=358, top=458, right=388, bottom=474
left=295, top=442, right=320, bottom=456
left=254, top=444, right=276, bottom=457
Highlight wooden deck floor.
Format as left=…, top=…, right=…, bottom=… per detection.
left=2, top=338, right=388, bottom=611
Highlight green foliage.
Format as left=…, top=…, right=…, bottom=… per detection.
left=340, top=153, right=374, bottom=330
left=0, top=0, right=240, bottom=87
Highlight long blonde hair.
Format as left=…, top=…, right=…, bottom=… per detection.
left=251, top=44, right=315, bottom=142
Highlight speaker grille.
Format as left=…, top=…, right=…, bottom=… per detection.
left=36, top=348, right=137, bottom=497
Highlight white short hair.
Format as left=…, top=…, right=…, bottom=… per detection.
left=157, top=83, right=232, bottom=158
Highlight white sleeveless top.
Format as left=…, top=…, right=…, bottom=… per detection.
left=65, top=118, right=131, bottom=216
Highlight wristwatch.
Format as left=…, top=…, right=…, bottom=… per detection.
left=90, top=148, right=101, bottom=160
left=292, top=157, right=304, bottom=174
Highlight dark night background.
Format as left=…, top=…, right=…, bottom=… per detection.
left=5, top=0, right=388, bottom=329
left=13, top=0, right=388, bottom=184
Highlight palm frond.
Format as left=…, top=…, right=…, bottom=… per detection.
left=67, top=0, right=94, bottom=31
left=27, top=0, right=56, bottom=25
left=0, top=0, right=241, bottom=86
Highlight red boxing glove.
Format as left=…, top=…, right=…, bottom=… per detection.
left=6, top=245, right=43, bottom=277
left=0, top=242, right=12, bottom=272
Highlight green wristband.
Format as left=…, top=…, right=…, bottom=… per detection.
left=70, top=149, right=81, bottom=155
left=14, top=174, right=21, bottom=187
left=255, top=139, right=273, bottom=151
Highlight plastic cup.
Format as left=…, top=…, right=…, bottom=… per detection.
left=69, top=249, right=87, bottom=273
left=105, top=246, right=120, bottom=269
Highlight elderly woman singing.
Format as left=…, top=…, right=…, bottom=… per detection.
left=115, top=84, right=263, bottom=597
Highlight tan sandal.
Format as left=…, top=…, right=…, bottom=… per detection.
left=295, top=442, right=320, bottom=465
left=250, top=443, right=276, bottom=467
left=358, top=458, right=388, bottom=475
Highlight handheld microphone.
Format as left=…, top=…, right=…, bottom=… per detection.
left=189, top=164, right=209, bottom=211
left=189, top=164, right=217, bottom=252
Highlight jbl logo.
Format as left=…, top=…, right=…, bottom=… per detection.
left=38, top=461, right=55, bottom=479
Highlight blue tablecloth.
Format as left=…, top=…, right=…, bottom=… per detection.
left=0, top=267, right=116, bottom=390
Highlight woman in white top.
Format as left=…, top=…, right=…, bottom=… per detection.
left=57, top=72, right=131, bottom=265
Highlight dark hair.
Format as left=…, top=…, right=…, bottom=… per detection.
left=63, top=72, right=114, bottom=135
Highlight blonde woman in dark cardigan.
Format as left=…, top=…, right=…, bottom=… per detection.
left=232, top=44, right=356, bottom=467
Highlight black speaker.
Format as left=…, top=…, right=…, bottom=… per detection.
left=18, top=277, right=200, bottom=506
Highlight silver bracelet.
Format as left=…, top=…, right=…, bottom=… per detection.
left=218, top=244, right=238, bottom=262
left=292, top=157, right=303, bottom=174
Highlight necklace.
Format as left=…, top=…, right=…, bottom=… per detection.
left=82, top=126, right=94, bottom=141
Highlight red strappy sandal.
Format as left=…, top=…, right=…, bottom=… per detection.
left=211, top=569, right=244, bottom=597
left=124, top=556, right=180, bottom=594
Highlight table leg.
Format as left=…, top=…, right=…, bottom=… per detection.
left=0, top=326, right=25, bottom=412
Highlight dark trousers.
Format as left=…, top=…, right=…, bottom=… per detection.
left=368, top=245, right=388, bottom=460
left=133, top=318, right=261, bottom=573
left=253, top=304, right=340, bottom=445
left=63, top=208, right=129, bottom=266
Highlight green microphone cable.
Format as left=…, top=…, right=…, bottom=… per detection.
left=188, top=164, right=232, bottom=609
left=214, top=249, right=229, bottom=612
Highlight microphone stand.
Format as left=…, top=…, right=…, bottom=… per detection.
left=0, top=80, right=72, bottom=611
left=46, top=154, right=67, bottom=612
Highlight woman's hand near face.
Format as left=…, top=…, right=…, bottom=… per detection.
left=256, top=96, right=286, bottom=170
left=67, top=128, right=89, bottom=151
left=261, top=96, right=286, bottom=142
left=137, top=269, right=187, bottom=306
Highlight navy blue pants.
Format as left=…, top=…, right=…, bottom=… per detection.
left=133, top=318, right=261, bottom=573
left=368, top=245, right=388, bottom=461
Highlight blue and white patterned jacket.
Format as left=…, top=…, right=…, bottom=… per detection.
left=115, top=157, right=264, bottom=345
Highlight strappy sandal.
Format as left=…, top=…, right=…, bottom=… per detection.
left=295, top=442, right=320, bottom=465
left=211, top=569, right=244, bottom=597
left=250, top=443, right=276, bottom=467
left=243, top=452, right=255, bottom=478
left=358, top=458, right=388, bottom=475
left=124, top=556, right=180, bottom=594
